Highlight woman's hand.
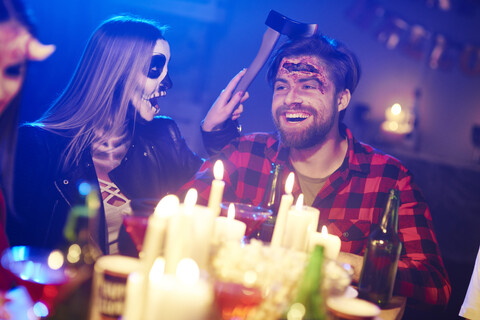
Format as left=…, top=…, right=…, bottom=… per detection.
left=202, top=69, right=250, bottom=132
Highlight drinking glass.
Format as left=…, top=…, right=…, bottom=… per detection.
left=1, top=246, right=90, bottom=318
left=122, top=215, right=149, bottom=253
left=219, top=202, right=272, bottom=240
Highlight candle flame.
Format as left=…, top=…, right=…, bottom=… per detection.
left=176, top=258, right=200, bottom=286
left=295, top=194, right=304, bottom=211
left=227, top=203, right=235, bottom=220
left=321, top=225, right=328, bottom=235
left=184, top=188, right=198, bottom=215
left=285, top=172, right=295, bottom=194
left=213, top=160, right=224, bottom=180
left=149, top=257, right=166, bottom=282
left=391, top=103, right=402, bottom=115
left=154, top=194, right=180, bottom=217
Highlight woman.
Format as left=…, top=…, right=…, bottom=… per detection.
left=8, top=15, right=206, bottom=255
left=0, top=0, right=54, bottom=290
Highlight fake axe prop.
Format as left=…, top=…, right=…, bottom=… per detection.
left=232, top=10, right=318, bottom=96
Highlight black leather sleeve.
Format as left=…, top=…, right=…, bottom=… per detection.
left=201, top=119, right=241, bottom=156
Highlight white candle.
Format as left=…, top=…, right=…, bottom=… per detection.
left=141, top=195, right=179, bottom=270
left=208, top=160, right=225, bottom=217
left=282, top=195, right=320, bottom=251
left=214, top=203, right=246, bottom=243
left=164, top=189, right=196, bottom=274
left=190, top=204, right=215, bottom=270
left=123, top=271, right=146, bottom=320
left=270, top=172, right=295, bottom=247
left=308, top=225, right=341, bottom=260
left=145, top=258, right=213, bottom=320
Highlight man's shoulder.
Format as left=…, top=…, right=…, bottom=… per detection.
left=352, top=138, right=409, bottom=173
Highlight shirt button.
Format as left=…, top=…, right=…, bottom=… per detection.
left=343, top=231, right=349, bottom=238
left=63, top=179, right=69, bottom=185
left=143, top=152, right=148, bottom=157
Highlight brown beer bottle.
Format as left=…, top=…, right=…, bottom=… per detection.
left=254, top=163, right=283, bottom=242
left=358, top=189, right=402, bottom=307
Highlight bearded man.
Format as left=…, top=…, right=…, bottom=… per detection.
left=181, top=34, right=451, bottom=314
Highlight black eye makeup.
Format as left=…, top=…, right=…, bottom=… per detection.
left=4, top=63, right=25, bottom=78
left=146, top=54, right=166, bottom=79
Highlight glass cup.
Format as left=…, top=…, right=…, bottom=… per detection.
left=219, top=202, right=273, bottom=241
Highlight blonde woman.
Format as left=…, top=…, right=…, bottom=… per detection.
left=9, top=16, right=208, bottom=255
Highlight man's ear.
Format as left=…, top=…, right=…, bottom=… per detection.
left=337, top=89, right=351, bottom=112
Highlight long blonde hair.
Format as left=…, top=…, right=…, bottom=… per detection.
left=29, top=15, right=166, bottom=170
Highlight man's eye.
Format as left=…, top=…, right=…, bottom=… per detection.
left=274, top=85, right=286, bottom=91
left=5, top=63, right=24, bottom=77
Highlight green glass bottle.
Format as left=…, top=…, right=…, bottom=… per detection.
left=255, top=163, right=283, bottom=242
left=358, top=189, right=402, bottom=307
left=52, top=181, right=102, bottom=320
left=288, top=245, right=326, bottom=320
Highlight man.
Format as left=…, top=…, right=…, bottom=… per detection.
left=181, top=34, right=450, bottom=311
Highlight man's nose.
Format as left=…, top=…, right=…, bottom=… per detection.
left=161, top=73, right=172, bottom=90
left=284, top=87, right=303, bottom=106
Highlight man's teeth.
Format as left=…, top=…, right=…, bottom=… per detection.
left=285, top=113, right=309, bottom=122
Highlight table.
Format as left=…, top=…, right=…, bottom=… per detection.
left=377, top=296, right=407, bottom=320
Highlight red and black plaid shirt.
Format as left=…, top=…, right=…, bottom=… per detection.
left=180, top=125, right=451, bottom=308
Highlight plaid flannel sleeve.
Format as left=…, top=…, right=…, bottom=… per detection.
left=394, top=170, right=451, bottom=309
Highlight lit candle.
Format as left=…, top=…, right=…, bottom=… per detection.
left=208, top=160, right=225, bottom=217
left=308, top=225, right=341, bottom=260
left=270, top=172, right=295, bottom=247
left=123, top=271, right=146, bottom=320
left=145, top=258, right=213, bottom=320
left=385, top=103, right=404, bottom=122
left=190, top=204, right=215, bottom=270
left=214, top=203, right=246, bottom=243
left=282, top=195, right=320, bottom=251
left=164, top=189, right=196, bottom=274
left=141, top=195, right=179, bottom=270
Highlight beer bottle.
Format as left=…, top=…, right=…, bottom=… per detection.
left=287, top=245, right=326, bottom=320
left=52, top=181, right=102, bottom=319
left=358, top=189, right=402, bottom=307
left=254, top=163, right=283, bottom=241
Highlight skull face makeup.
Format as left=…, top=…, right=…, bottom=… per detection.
left=130, top=39, right=171, bottom=122
left=0, top=19, right=55, bottom=115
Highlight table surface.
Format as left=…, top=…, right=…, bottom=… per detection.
left=377, top=296, right=407, bottom=320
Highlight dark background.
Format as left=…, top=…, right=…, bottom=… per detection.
left=19, top=1, right=480, bottom=318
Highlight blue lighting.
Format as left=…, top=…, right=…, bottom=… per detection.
left=33, top=301, right=49, bottom=317
left=78, top=182, right=91, bottom=196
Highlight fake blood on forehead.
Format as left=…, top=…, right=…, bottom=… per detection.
left=279, top=57, right=328, bottom=94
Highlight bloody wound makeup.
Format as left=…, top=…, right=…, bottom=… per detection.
left=278, top=56, right=328, bottom=94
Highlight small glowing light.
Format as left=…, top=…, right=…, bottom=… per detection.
left=227, top=203, right=235, bottom=220
left=285, top=172, right=295, bottom=194
left=33, top=301, right=49, bottom=317
left=149, top=257, right=166, bottom=282
left=287, top=302, right=306, bottom=320
left=154, top=194, right=180, bottom=217
left=78, top=182, right=91, bottom=196
left=67, top=244, right=81, bottom=263
left=391, top=103, right=402, bottom=115
left=388, top=121, right=399, bottom=131
left=48, top=250, right=64, bottom=270
left=184, top=188, right=198, bottom=215
left=321, top=225, right=329, bottom=236
left=213, top=160, right=224, bottom=181
left=243, top=270, right=257, bottom=287
left=176, top=258, right=199, bottom=286
left=295, top=194, right=304, bottom=211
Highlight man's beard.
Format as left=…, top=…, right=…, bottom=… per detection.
left=274, top=105, right=336, bottom=149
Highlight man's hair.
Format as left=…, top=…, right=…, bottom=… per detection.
left=267, top=34, right=361, bottom=96
left=30, top=15, right=167, bottom=170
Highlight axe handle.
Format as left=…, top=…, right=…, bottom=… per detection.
left=233, top=27, right=280, bottom=96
